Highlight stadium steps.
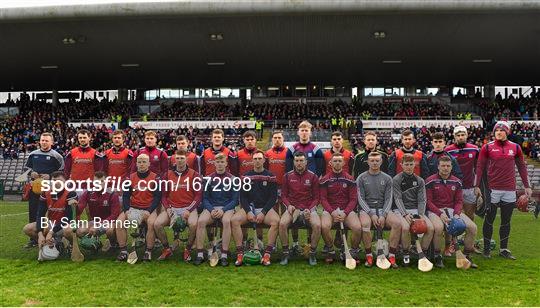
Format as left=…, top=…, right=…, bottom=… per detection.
left=526, top=157, right=540, bottom=170
left=0, top=153, right=28, bottom=193
left=258, top=130, right=272, bottom=149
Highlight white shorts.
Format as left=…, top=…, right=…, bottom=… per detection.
left=246, top=208, right=264, bottom=216
left=323, top=209, right=356, bottom=215
left=393, top=209, right=419, bottom=216
left=490, top=190, right=517, bottom=203
left=462, top=188, right=476, bottom=204
left=127, top=208, right=147, bottom=225
left=170, top=207, right=188, bottom=218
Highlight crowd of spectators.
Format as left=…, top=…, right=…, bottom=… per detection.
left=150, top=100, right=454, bottom=121
left=0, top=97, right=135, bottom=157
left=1, top=92, right=539, bottom=162
left=474, top=92, right=539, bottom=125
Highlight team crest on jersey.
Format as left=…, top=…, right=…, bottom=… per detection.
left=343, top=183, right=347, bottom=188
left=263, top=181, right=267, bottom=186
left=308, top=153, right=312, bottom=157
left=413, top=181, right=417, bottom=186
left=154, top=155, right=159, bottom=160
left=103, top=200, right=109, bottom=207
left=451, top=186, right=456, bottom=191
left=509, top=149, right=514, bottom=155
left=46, top=156, right=51, bottom=160
left=305, top=179, right=311, bottom=185
left=381, top=180, right=385, bottom=185
left=468, top=153, right=473, bottom=158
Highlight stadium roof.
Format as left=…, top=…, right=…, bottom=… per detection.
left=1, top=0, right=540, bottom=91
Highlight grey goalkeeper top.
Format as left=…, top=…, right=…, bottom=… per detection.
left=356, top=171, right=393, bottom=216
left=392, top=172, right=426, bottom=215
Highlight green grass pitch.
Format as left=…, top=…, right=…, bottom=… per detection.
left=1, top=201, right=539, bottom=306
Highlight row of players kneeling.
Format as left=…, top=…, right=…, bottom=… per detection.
left=29, top=203, right=475, bottom=271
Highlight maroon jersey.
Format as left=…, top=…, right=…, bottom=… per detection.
left=131, top=146, right=169, bottom=178
left=77, top=190, right=121, bottom=222
left=445, top=143, right=479, bottom=189
left=281, top=169, right=320, bottom=210
left=320, top=171, right=357, bottom=214
left=475, top=140, right=530, bottom=191
left=426, top=174, right=463, bottom=216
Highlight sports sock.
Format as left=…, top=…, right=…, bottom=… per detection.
left=483, top=202, right=498, bottom=250
left=293, top=241, right=299, bottom=247
left=389, top=247, right=397, bottom=256
left=282, top=245, right=289, bottom=253
left=365, top=247, right=372, bottom=255
left=197, top=250, right=204, bottom=258
left=265, top=245, right=273, bottom=254
left=499, top=202, right=514, bottom=249
left=221, top=250, right=228, bottom=258
left=236, top=246, right=244, bottom=255
left=119, top=246, right=127, bottom=253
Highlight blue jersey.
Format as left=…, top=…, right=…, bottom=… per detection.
left=286, top=142, right=324, bottom=176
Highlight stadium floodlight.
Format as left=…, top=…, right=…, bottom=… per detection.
left=207, top=62, right=225, bottom=66
left=40, top=65, right=58, bottom=69
left=373, top=31, right=386, bottom=39
left=209, top=34, right=224, bottom=41
left=472, top=59, right=492, bottom=63
left=382, top=60, right=402, bottom=64
left=62, top=37, right=76, bottom=45
left=121, top=63, right=140, bottom=67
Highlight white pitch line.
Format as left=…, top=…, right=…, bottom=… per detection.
left=0, top=212, right=28, bottom=218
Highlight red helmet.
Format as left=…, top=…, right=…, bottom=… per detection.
left=410, top=218, right=428, bottom=234
left=517, top=194, right=529, bottom=212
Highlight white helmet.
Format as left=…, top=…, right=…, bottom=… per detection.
left=127, top=209, right=143, bottom=225
left=39, top=245, right=60, bottom=261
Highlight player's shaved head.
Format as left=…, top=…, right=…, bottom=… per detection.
left=136, top=154, right=150, bottom=173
